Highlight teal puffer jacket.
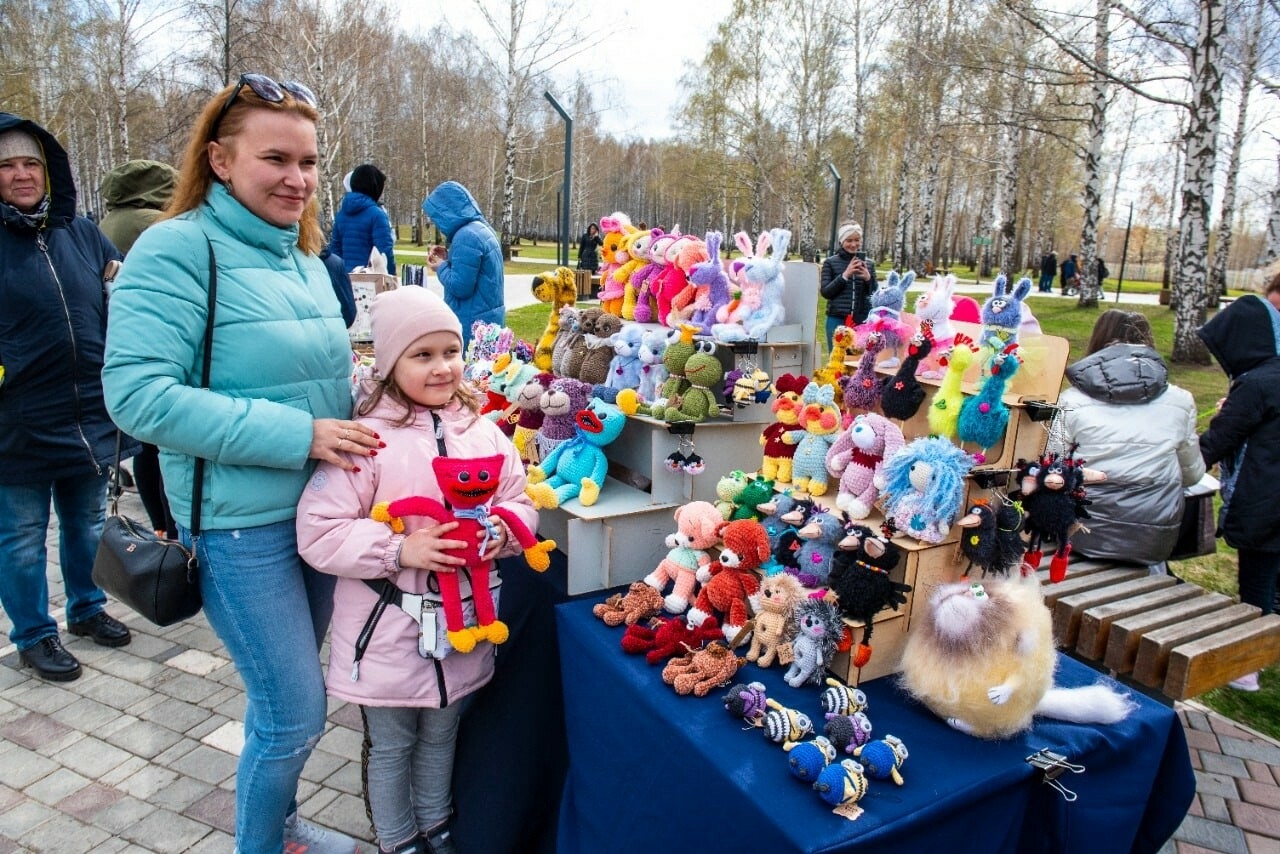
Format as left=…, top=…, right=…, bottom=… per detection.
left=102, top=183, right=352, bottom=530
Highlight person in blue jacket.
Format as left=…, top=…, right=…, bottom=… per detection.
left=423, top=181, right=505, bottom=349
left=0, top=113, right=136, bottom=683
left=101, top=74, right=374, bottom=854
left=330, top=163, right=395, bottom=274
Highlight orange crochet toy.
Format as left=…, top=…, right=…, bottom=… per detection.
left=687, top=519, right=770, bottom=643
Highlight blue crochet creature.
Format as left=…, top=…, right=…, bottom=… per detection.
left=813, top=759, right=870, bottom=808
left=958, top=343, right=1022, bottom=458
left=526, top=398, right=627, bottom=509
left=788, top=736, right=837, bottom=782
left=853, top=734, right=908, bottom=785
left=604, top=323, right=645, bottom=393
left=881, top=437, right=974, bottom=544
left=980, top=273, right=1032, bottom=351
left=792, top=509, right=845, bottom=587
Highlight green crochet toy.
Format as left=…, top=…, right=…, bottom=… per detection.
left=526, top=398, right=628, bottom=509
left=657, top=340, right=724, bottom=423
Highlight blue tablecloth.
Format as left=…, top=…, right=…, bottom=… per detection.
left=555, top=596, right=1193, bottom=854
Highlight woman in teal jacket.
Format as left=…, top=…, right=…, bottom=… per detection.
left=102, top=74, right=379, bottom=854
left=423, top=180, right=505, bottom=348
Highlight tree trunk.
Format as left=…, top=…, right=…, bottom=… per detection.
left=1265, top=147, right=1280, bottom=266
left=1077, top=0, right=1110, bottom=309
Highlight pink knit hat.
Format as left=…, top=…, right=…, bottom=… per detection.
left=370, top=286, right=463, bottom=378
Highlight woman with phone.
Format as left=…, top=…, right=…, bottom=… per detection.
left=819, top=222, right=877, bottom=349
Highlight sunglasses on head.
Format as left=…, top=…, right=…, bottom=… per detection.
left=210, top=73, right=318, bottom=139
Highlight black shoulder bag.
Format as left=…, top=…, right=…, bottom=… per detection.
left=92, top=239, right=217, bottom=626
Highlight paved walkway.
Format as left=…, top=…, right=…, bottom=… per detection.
left=3, top=492, right=1278, bottom=852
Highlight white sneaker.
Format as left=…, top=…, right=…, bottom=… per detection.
left=1227, top=672, right=1260, bottom=692
left=283, top=811, right=361, bottom=854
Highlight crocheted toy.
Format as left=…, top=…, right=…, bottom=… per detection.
left=784, top=598, right=846, bottom=687
left=621, top=614, right=724, bottom=664
left=711, top=230, right=767, bottom=329
left=648, top=325, right=698, bottom=412
left=730, top=368, right=772, bottom=406
left=530, top=267, right=578, bottom=371
left=629, top=228, right=665, bottom=323
left=760, top=373, right=809, bottom=484
left=824, top=712, right=874, bottom=755
left=722, top=680, right=769, bottom=723
left=913, top=273, right=958, bottom=362
left=899, top=578, right=1134, bottom=738
left=575, top=311, right=624, bottom=385
left=656, top=340, right=723, bottom=424
left=712, top=228, right=790, bottom=342
left=820, top=677, right=870, bottom=717
left=687, top=231, right=735, bottom=335
left=371, top=455, right=556, bottom=654
left=603, top=323, right=645, bottom=393
left=957, top=343, right=1021, bottom=459
left=812, top=324, right=857, bottom=398
left=957, top=498, right=1027, bottom=578
left=596, top=213, right=633, bottom=310
left=881, top=437, right=975, bottom=544
left=879, top=326, right=935, bottom=421
left=643, top=500, right=724, bottom=614
left=927, top=333, right=979, bottom=439
left=729, top=475, right=776, bottom=522
left=658, top=235, right=707, bottom=327
left=535, top=376, right=592, bottom=462
left=610, top=230, right=647, bottom=320
left=792, top=509, right=846, bottom=588
left=465, top=322, right=514, bottom=364
left=838, top=332, right=885, bottom=413
left=827, top=526, right=910, bottom=668
left=826, top=412, right=906, bottom=519
left=714, top=470, right=751, bottom=520
left=813, top=759, right=870, bottom=810
left=561, top=307, right=601, bottom=378
left=550, top=305, right=583, bottom=377
left=745, top=572, right=805, bottom=667
left=757, top=493, right=810, bottom=554
left=592, top=581, right=665, bottom=627
left=688, top=518, right=769, bottom=641
left=1018, top=448, right=1104, bottom=583
left=762, top=697, right=814, bottom=750
left=980, top=273, right=1032, bottom=351
left=526, top=397, right=627, bottom=509
left=636, top=328, right=670, bottom=403
left=767, top=497, right=818, bottom=575
left=788, top=736, right=837, bottom=783
left=784, top=382, right=842, bottom=496
left=853, top=735, right=907, bottom=785
left=858, top=269, right=916, bottom=368
left=662, top=640, right=743, bottom=697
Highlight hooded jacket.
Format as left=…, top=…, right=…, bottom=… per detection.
left=296, top=396, right=538, bottom=707
left=329, top=190, right=396, bottom=275
left=1057, top=343, right=1204, bottom=564
left=98, top=159, right=177, bottom=254
left=102, top=182, right=351, bottom=530
left=819, top=247, right=876, bottom=324
left=0, top=112, right=136, bottom=484
left=422, top=182, right=505, bottom=345
left=1197, top=295, right=1280, bottom=552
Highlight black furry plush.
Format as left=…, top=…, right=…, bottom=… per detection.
left=958, top=501, right=1026, bottom=577
left=879, top=333, right=934, bottom=421
left=827, top=526, right=911, bottom=662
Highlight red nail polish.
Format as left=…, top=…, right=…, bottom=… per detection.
left=369, top=449, right=378, bottom=457
left=378, top=441, right=387, bottom=448
left=373, top=432, right=381, bottom=439
left=352, top=466, right=362, bottom=473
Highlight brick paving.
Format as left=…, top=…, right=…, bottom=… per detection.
left=1, top=491, right=1278, bottom=852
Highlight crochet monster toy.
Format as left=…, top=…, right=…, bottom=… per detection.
left=526, top=398, right=627, bottom=509
left=881, top=437, right=975, bottom=544
left=827, top=524, right=910, bottom=669
left=644, top=500, right=724, bottom=614
left=371, top=455, right=557, bottom=654
left=622, top=614, right=724, bottom=665
left=688, top=518, right=770, bottom=642
left=826, top=412, right=906, bottom=519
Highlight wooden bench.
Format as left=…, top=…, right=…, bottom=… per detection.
left=1037, top=555, right=1280, bottom=699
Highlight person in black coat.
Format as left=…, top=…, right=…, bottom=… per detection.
left=819, top=222, right=877, bottom=349
left=1038, top=251, right=1057, bottom=293
left=1198, top=291, right=1280, bottom=691
left=1060, top=253, right=1079, bottom=295
left=577, top=222, right=602, bottom=273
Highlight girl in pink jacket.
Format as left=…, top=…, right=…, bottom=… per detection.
left=297, top=286, right=539, bottom=854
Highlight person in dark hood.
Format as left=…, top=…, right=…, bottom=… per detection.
left=1057, top=310, right=1204, bottom=570
left=423, top=181, right=505, bottom=349
left=1198, top=292, right=1280, bottom=691
left=0, top=113, right=136, bottom=682
left=330, top=162, right=396, bottom=274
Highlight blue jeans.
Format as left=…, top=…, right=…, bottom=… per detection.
left=0, top=473, right=109, bottom=649
left=825, top=316, right=845, bottom=350
left=1038, top=273, right=1054, bottom=292
left=183, top=519, right=335, bottom=853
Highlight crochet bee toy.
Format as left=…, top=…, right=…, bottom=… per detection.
left=813, top=759, right=870, bottom=810
left=621, top=614, right=724, bottom=665
left=827, top=525, right=910, bottom=668
left=824, top=711, right=874, bottom=755
left=762, top=697, right=814, bottom=750
left=820, top=677, right=869, bottom=717
left=371, top=455, right=557, bottom=654
left=956, top=498, right=1027, bottom=578
left=723, top=680, right=769, bottom=723
left=853, top=735, right=908, bottom=785
left=784, top=598, right=846, bottom=688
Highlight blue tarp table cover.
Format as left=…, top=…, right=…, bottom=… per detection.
left=555, top=595, right=1193, bottom=854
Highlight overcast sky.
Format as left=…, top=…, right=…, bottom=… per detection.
left=392, top=0, right=735, bottom=140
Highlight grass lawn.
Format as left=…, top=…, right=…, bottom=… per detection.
left=506, top=273, right=1275, bottom=733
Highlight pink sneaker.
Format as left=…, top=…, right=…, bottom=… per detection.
left=1227, top=672, right=1260, bottom=692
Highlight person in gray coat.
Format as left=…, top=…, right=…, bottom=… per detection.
left=1057, top=310, right=1204, bottom=569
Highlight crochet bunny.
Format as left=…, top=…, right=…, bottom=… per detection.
left=980, top=273, right=1032, bottom=351
left=826, top=412, right=907, bottom=519
left=716, top=228, right=791, bottom=342
left=687, top=231, right=735, bottom=335
left=859, top=269, right=915, bottom=368
left=644, top=500, right=724, bottom=614
left=636, top=231, right=678, bottom=322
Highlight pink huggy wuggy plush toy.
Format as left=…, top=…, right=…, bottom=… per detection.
left=372, top=455, right=556, bottom=654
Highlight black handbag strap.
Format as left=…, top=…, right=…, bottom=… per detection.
left=108, top=237, right=216, bottom=538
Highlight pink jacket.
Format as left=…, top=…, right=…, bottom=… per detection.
left=297, top=396, right=538, bottom=708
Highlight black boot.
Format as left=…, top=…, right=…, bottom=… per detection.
left=19, top=635, right=82, bottom=681
left=422, top=823, right=458, bottom=854
left=383, top=837, right=427, bottom=854
left=68, top=612, right=132, bottom=647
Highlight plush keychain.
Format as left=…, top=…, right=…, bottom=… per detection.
left=643, top=500, right=724, bottom=614
left=839, top=331, right=885, bottom=413
left=879, top=325, right=935, bottom=421
left=957, top=343, right=1022, bottom=460
left=980, top=273, right=1032, bottom=351
left=824, top=711, right=874, bottom=755
left=621, top=614, right=724, bottom=664
left=762, top=697, right=814, bottom=750
left=788, top=736, right=838, bottom=783
left=592, top=582, right=665, bottom=627
left=880, top=437, right=975, bottom=544
left=687, top=518, right=769, bottom=642
left=526, top=398, right=628, bottom=509
left=853, top=735, right=908, bottom=785
left=745, top=572, right=806, bottom=668
left=784, top=598, right=846, bottom=687
left=927, top=334, right=979, bottom=440
left=760, top=373, right=809, bottom=484
left=813, top=759, right=870, bottom=812
left=826, top=525, right=910, bottom=668
left=956, top=498, right=1027, bottom=578
left=826, top=412, right=907, bottom=519
left=1018, top=447, right=1105, bottom=582
left=662, top=641, right=744, bottom=697
left=723, top=680, right=769, bottom=724
left=784, top=382, right=842, bottom=496
left=371, top=455, right=557, bottom=654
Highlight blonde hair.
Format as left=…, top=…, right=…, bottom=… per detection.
left=356, top=377, right=483, bottom=427
left=166, top=81, right=323, bottom=255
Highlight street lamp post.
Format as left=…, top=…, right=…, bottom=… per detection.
left=544, top=91, right=573, bottom=267
left=827, top=162, right=842, bottom=258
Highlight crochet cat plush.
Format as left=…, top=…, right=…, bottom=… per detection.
left=644, top=500, right=724, bottom=614
left=688, top=518, right=770, bottom=642
left=687, top=231, right=734, bottom=335
left=371, top=455, right=556, bottom=653
left=526, top=398, right=627, bottom=508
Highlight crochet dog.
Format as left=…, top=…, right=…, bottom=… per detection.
left=881, top=436, right=974, bottom=544
left=371, top=455, right=555, bottom=654
left=592, top=582, right=665, bottom=627
left=644, top=500, right=724, bottom=614
left=662, top=641, right=743, bottom=697
left=688, top=518, right=770, bottom=642
left=745, top=572, right=805, bottom=667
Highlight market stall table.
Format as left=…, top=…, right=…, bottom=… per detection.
left=555, top=595, right=1193, bottom=854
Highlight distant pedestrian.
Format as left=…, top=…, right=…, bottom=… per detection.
left=1038, top=250, right=1057, bottom=293
left=423, top=181, right=505, bottom=350
left=1061, top=253, right=1080, bottom=296
left=578, top=222, right=602, bottom=273
left=331, top=162, right=396, bottom=274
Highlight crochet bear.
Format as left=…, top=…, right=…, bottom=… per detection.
left=688, top=518, right=770, bottom=642
left=592, top=581, right=665, bottom=627
left=644, top=500, right=724, bottom=614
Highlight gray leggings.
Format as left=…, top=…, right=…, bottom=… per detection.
left=364, top=700, right=467, bottom=849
